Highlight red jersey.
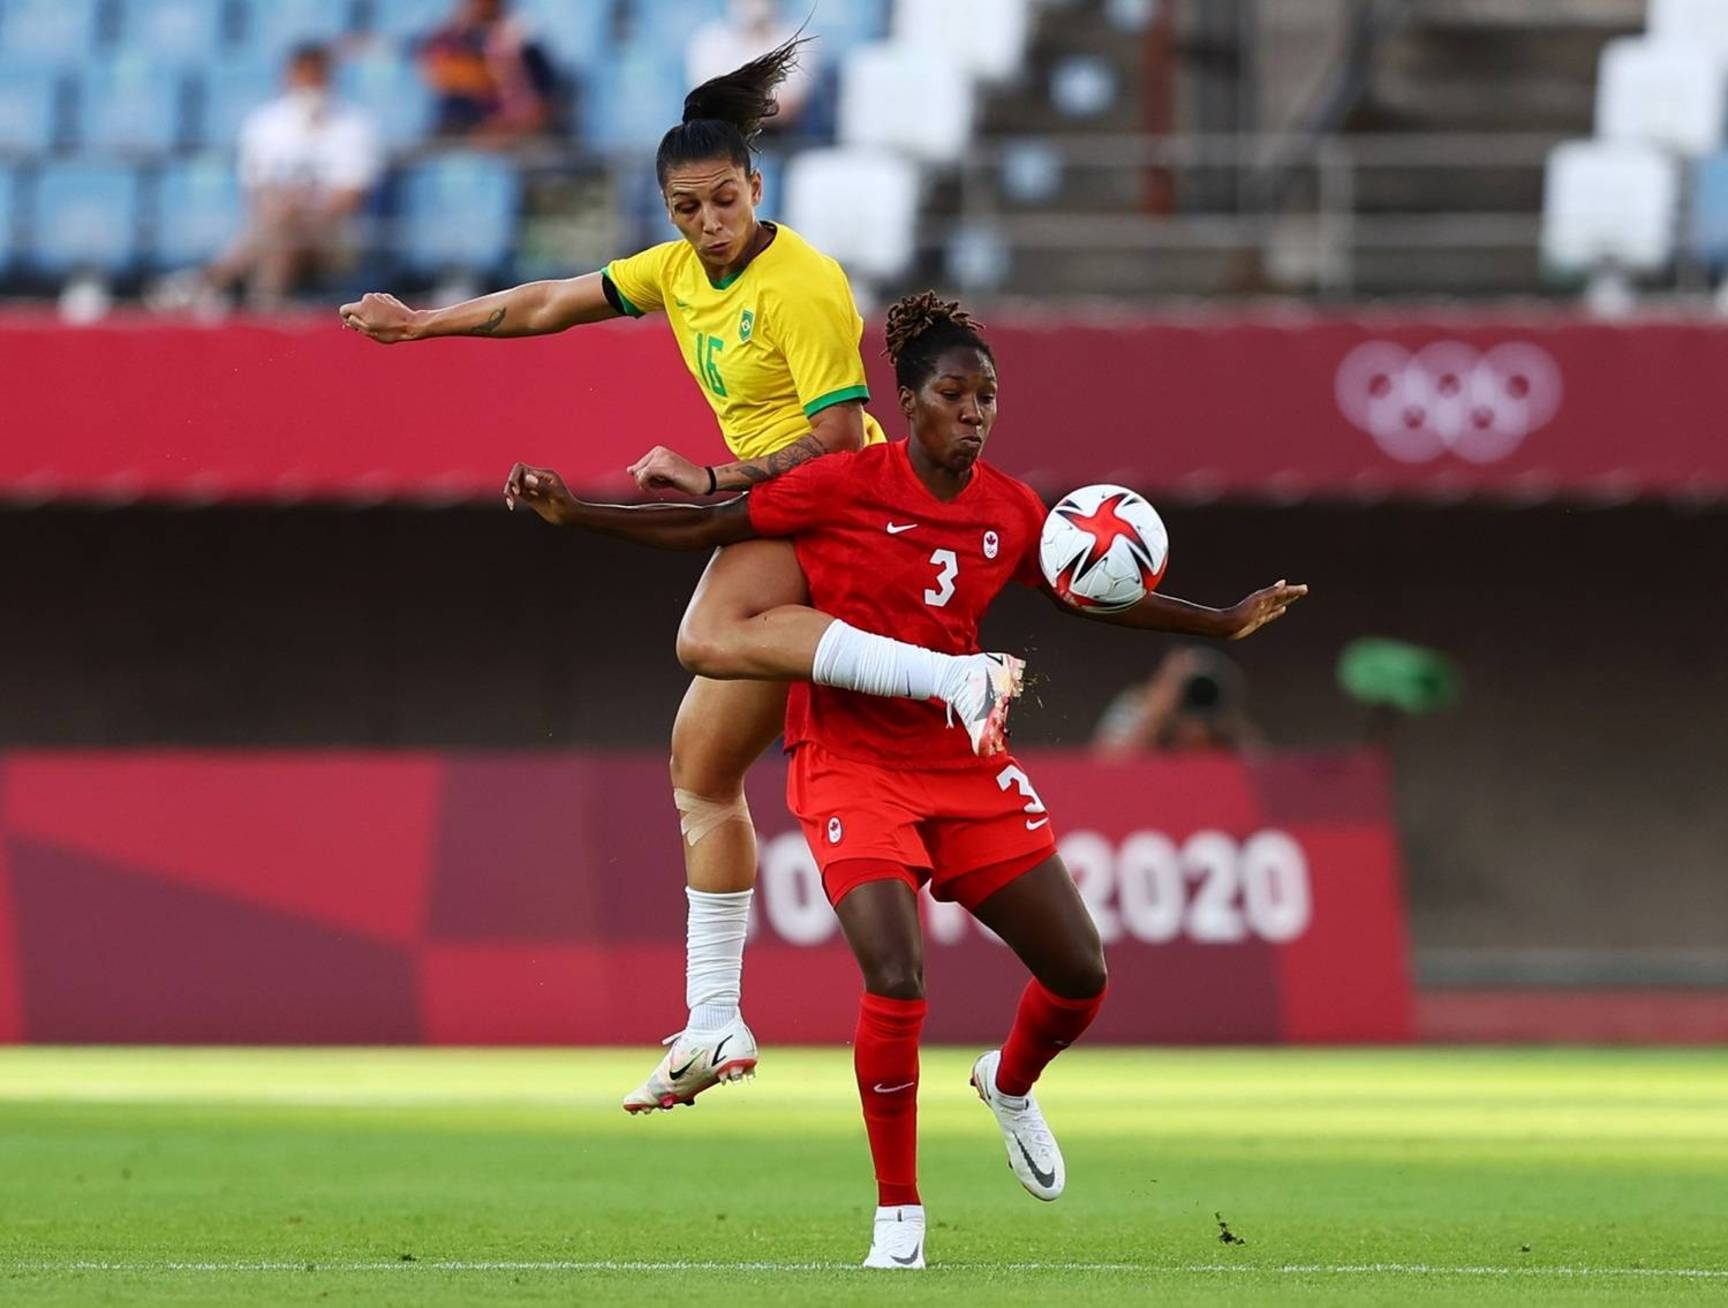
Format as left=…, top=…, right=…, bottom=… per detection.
left=747, top=440, right=1048, bottom=770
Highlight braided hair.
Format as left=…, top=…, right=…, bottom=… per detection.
left=655, top=36, right=810, bottom=187
left=883, top=292, right=994, bottom=391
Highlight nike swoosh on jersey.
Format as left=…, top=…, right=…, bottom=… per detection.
left=1026, top=817, right=1051, bottom=831
left=885, top=522, right=919, bottom=534
left=872, top=1080, right=916, bottom=1094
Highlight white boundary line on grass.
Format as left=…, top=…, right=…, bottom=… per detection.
left=8, top=1260, right=1727, bottom=1278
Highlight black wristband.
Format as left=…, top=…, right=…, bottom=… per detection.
left=704, top=466, right=718, bottom=495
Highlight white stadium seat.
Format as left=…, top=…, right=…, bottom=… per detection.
left=892, top=0, right=1032, bottom=85
left=1540, top=139, right=1679, bottom=275
left=1649, top=0, right=1728, bottom=61
left=784, top=147, right=921, bottom=285
left=838, top=42, right=976, bottom=164
left=1595, top=37, right=1728, bottom=156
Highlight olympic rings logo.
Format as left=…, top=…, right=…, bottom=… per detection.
left=1334, top=341, right=1562, bottom=464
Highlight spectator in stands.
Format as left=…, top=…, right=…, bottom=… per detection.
left=1092, top=647, right=1264, bottom=758
left=198, top=44, right=382, bottom=310
left=686, top=0, right=814, bottom=132
left=419, top=0, right=556, bottom=141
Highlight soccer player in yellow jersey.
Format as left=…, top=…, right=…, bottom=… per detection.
left=340, top=41, right=1024, bottom=1112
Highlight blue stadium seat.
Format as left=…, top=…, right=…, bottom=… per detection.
left=0, top=166, right=17, bottom=270
left=584, top=40, right=685, bottom=153
left=1688, top=152, right=1728, bottom=270
left=515, top=0, right=615, bottom=74
left=74, top=56, right=190, bottom=154
left=28, top=161, right=144, bottom=276
left=153, top=155, right=243, bottom=268
left=119, top=0, right=230, bottom=63
left=336, top=50, right=432, bottom=148
left=236, top=0, right=354, bottom=60
left=366, top=0, right=444, bottom=48
left=800, top=0, right=889, bottom=51
left=631, top=0, right=726, bottom=38
left=195, top=56, right=278, bottom=148
left=397, top=152, right=521, bottom=274
left=0, top=0, right=103, bottom=60
left=0, top=64, right=62, bottom=153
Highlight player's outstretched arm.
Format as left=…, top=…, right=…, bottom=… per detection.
left=1054, top=581, right=1308, bottom=640
left=502, top=463, right=757, bottom=551
left=339, top=273, right=619, bottom=344
left=627, top=402, right=867, bottom=495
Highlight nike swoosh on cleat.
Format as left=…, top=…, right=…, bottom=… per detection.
left=873, top=1080, right=916, bottom=1094
left=709, top=1034, right=732, bottom=1068
left=1026, top=817, right=1050, bottom=830
left=891, top=1243, right=922, bottom=1266
left=1014, top=1135, right=1058, bottom=1190
left=885, top=522, right=919, bottom=534
left=668, top=1054, right=700, bottom=1079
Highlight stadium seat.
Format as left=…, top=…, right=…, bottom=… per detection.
left=0, top=65, right=61, bottom=154
left=73, top=56, right=189, bottom=155
left=1540, top=139, right=1679, bottom=276
left=0, top=0, right=103, bottom=61
left=515, top=0, right=616, bottom=74
left=1686, top=151, right=1728, bottom=269
left=195, top=57, right=278, bottom=149
left=892, top=0, right=1031, bottom=84
left=800, top=0, right=889, bottom=53
left=236, top=0, right=354, bottom=60
left=1595, top=37, right=1728, bottom=156
left=367, top=0, right=442, bottom=47
left=27, top=161, right=145, bottom=276
left=837, top=42, right=974, bottom=164
left=585, top=41, right=687, bottom=153
left=784, top=145, right=919, bottom=283
left=336, top=51, right=433, bottom=148
left=1649, top=0, right=1728, bottom=61
left=632, top=0, right=727, bottom=38
left=0, top=166, right=16, bottom=271
left=153, top=155, right=244, bottom=268
left=119, top=0, right=230, bottom=64
left=396, top=152, right=522, bottom=275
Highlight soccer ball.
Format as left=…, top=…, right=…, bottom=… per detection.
left=1039, top=484, right=1169, bottom=612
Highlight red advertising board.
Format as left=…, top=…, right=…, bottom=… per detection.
left=0, top=749, right=1411, bottom=1045
left=1, top=312, right=1725, bottom=503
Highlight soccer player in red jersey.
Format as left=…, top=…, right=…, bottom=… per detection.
left=505, top=293, right=1306, bottom=1267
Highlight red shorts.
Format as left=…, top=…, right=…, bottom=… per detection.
left=787, top=742, right=1059, bottom=912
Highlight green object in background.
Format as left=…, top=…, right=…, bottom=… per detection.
left=1338, top=638, right=1462, bottom=715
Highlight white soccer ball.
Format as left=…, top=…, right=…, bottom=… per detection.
left=1039, top=484, right=1169, bottom=612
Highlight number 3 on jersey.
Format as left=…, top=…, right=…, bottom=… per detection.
left=924, top=549, right=958, bottom=607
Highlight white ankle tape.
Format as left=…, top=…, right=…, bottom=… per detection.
left=673, top=788, right=752, bottom=848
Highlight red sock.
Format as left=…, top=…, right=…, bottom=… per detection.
left=995, top=979, right=1106, bottom=1098
left=854, top=991, right=926, bottom=1208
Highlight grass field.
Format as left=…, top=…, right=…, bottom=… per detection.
left=1, top=1047, right=1725, bottom=1306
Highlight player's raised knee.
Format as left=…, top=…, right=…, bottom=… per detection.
left=673, top=625, right=731, bottom=678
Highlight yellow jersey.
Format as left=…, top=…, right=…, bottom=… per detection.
left=603, top=224, right=886, bottom=460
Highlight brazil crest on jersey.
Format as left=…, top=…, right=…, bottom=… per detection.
left=602, top=224, right=887, bottom=460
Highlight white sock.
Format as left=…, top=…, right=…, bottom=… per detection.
left=812, top=620, right=968, bottom=704
left=686, top=887, right=751, bottom=1032
left=875, top=1205, right=926, bottom=1224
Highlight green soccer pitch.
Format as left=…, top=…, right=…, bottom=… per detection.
left=2, top=1047, right=1725, bottom=1306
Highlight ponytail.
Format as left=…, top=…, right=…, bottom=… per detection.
left=655, top=35, right=810, bottom=186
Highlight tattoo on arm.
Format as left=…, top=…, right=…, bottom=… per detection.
left=470, top=307, right=506, bottom=335
left=722, top=434, right=829, bottom=489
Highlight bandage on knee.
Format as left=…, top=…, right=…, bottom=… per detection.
left=673, top=788, right=753, bottom=848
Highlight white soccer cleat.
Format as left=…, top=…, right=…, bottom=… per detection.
left=861, top=1204, right=927, bottom=1270
left=944, top=652, right=1026, bottom=757
left=620, top=1014, right=758, bottom=1114
left=970, top=1049, right=1065, bottom=1201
